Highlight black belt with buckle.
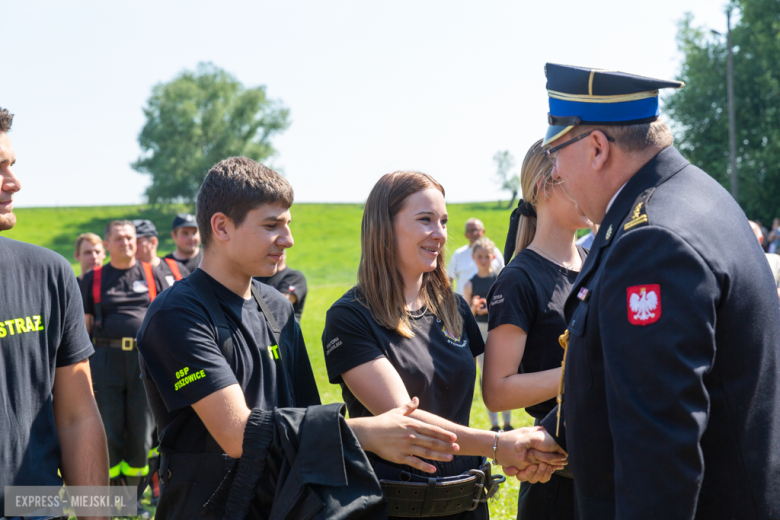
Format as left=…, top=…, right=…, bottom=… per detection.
left=375, top=459, right=505, bottom=517
left=93, top=337, right=136, bottom=351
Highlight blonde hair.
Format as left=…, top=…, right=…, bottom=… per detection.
left=74, top=232, right=103, bottom=253
left=514, top=140, right=560, bottom=256
left=357, top=171, right=463, bottom=339
left=472, top=237, right=495, bottom=255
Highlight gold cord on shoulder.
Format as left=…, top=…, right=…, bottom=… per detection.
left=556, top=330, right=570, bottom=436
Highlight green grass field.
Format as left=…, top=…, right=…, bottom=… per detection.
left=5, top=201, right=534, bottom=518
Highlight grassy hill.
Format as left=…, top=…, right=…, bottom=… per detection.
left=5, top=202, right=530, bottom=518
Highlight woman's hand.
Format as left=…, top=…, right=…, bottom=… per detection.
left=348, top=397, right=460, bottom=474
left=493, top=426, right=567, bottom=483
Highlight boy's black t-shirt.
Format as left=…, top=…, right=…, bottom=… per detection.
left=486, top=247, right=586, bottom=420
left=322, top=288, right=484, bottom=427
left=0, top=237, right=94, bottom=511
left=164, top=249, right=202, bottom=274
left=256, top=267, right=308, bottom=321
left=79, top=262, right=165, bottom=339
left=137, top=270, right=320, bottom=453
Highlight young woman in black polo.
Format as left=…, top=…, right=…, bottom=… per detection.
left=322, top=170, right=568, bottom=519
left=482, top=140, right=590, bottom=519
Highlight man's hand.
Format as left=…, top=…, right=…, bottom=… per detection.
left=348, top=397, right=460, bottom=474
left=494, top=426, right=567, bottom=483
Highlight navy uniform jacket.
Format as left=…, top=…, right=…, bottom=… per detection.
left=542, top=146, right=780, bottom=519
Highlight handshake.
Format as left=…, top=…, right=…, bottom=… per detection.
left=350, top=398, right=567, bottom=483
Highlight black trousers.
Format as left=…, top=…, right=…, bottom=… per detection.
left=516, top=473, right=576, bottom=520
left=90, top=346, right=154, bottom=477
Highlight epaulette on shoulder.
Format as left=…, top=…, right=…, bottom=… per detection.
left=623, top=188, right=655, bottom=232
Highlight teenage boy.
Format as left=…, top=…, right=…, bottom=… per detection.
left=0, top=107, right=108, bottom=514
left=164, top=213, right=202, bottom=273
left=137, top=157, right=561, bottom=518
left=134, top=219, right=191, bottom=288
left=80, top=220, right=164, bottom=490
left=74, top=232, right=106, bottom=279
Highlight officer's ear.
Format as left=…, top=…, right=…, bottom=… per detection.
left=210, top=212, right=232, bottom=244
left=590, top=131, right=612, bottom=172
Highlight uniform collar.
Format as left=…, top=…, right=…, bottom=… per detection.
left=605, top=182, right=627, bottom=215
left=571, top=146, right=689, bottom=291
left=594, top=146, right=688, bottom=252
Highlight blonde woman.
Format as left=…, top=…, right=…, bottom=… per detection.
left=322, top=171, right=567, bottom=519
left=482, top=140, right=590, bottom=519
left=463, top=237, right=513, bottom=432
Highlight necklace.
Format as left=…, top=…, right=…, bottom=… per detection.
left=528, top=245, right=580, bottom=270
left=407, top=307, right=427, bottom=319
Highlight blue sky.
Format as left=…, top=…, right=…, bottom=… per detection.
left=3, top=0, right=731, bottom=207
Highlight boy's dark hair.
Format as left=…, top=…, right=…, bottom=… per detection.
left=197, top=157, right=294, bottom=248
left=0, top=108, right=14, bottom=133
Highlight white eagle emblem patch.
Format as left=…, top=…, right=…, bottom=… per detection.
left=626, top=284, right=661, bottom=325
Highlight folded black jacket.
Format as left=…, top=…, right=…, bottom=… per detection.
left=199, top=403, right=387, bottom=520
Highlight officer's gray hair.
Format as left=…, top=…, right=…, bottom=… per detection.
left=197, top=157, right=294, bottom=248
left=0, top=108, right=13, bottom=133
left=577, top=120, right=674, bottom=153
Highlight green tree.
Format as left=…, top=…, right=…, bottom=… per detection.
left=665, top=0, right=780, bottom=222
left=494, top=150, right=521, bottom=208
left=133, top=62, right=290, bottom=204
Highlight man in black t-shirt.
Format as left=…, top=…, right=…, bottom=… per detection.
left=80, top=220, right=164, bottom=487
left=137, top=157, right=466, bottom=519
left=134, top=219, right=191, bottom=288
left=0, top=107, right=108, bottom=512
left=163, top=212, right=202, bottom=273
left=255, top=250, right=307, bottom=321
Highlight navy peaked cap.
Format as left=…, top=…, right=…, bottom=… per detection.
left=543, top=63, right=684, bottom=146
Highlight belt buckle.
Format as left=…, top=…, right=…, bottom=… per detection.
left=479, top=461, right=506, bottom=501
left=121, top=338, right=134, bottom=351
left=465, top=468, right=486, bottom=511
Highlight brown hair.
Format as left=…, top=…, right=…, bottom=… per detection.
left=75, top=232, right=103, bottom=253
left=0, top=108, right=13, bottom=133
left=104, top=220, right=135, bottom=239
left=196, top=157, right=294, bottom=248
left=514, top=140, right=559, bottom=256
left=357, top=171, right=463, bottom=339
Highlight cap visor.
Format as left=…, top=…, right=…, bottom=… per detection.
left=543, top=125, right=574, bottom=147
